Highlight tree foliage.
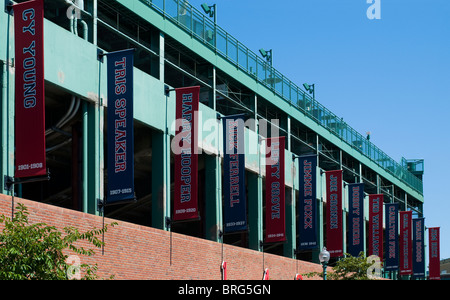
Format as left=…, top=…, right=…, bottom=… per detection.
left=328, top=252, right=376, bottom=280
left=0, top=203, right=116, bottom=280
left=304, top=252, right=380, bottom=280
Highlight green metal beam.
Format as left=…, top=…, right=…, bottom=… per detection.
left=283, top=186, right=295, bottom=258
left=84, top=100, right=101, bottom=215
left=205, top=154, right=222, bottom=242
left=151, top=131, right=171, bottom=230
left=248, top=172, right=263, bottom=252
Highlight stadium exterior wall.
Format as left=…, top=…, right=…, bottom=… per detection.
left=0, top=194, right=322, bottom=280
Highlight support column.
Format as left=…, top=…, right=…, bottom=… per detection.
left=204, top=60, right=221, bottom=241
left=151, top=31, right=171, bottom=230
left=312, top=197, right=324, bottom=263
left=339, top=149, right=347, bottom=255
left=153, top=29, right=170, bottom=228
left=359, top=162, right=362, bottom=183
left=312, top=165, right=324, bottom=263
left=287, top=116, right=291, bottom=151
left=92, top=0, right=98, bottom=45
left=0, top=61, right=9, bottom=193
left=404, top=193, right=408, bottom=211
left=205, top=154, right=222, bottom=242
left=1, top=11, right=15, bottom=195
left=159, top=32, right=165, bottom=81
left=152, top=131, right=171, bottom=230
left=82, top=100, right=101, bottom=215
left=208, top=66, right=216, bottom=110
left=284, top=186, right=295, bottom=258
left=248, top=94, right=263, bottom=251
left=82, top=102, right=88, bottom=211
left=284, top=115, right=295, bottom=258
left=248, top=171, right=263, bottom=251
left=376, top=174, right=381, bottom=194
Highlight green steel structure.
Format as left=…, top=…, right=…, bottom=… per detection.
left=0, top=0, right=424, bottom=267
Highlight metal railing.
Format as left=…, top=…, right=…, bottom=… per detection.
left=142, top=0, right=423, bottom=194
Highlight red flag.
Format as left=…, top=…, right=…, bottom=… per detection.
left=325, top=170, right=343, bottom=257
left=265, top=137, right=286, bottom=243
left=14, top=0, right=46, bottom=178
left=428, top=227, right=440, bottom=280
left=368, top=194, right=384, bottom=260
left=399, top=211, right=413, bottom=275
left=173, top=87, right=199, bottom=221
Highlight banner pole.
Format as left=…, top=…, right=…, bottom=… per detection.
left=260, top=240, right=265, bottom=276
left=5, top=173, right=50, bottom=219
left=219, top=230, right=224, bottom=280
left=98, top=48, right=136, bottom=59
left=165, top=217, right=173, bottom=265
left=219, top=230, right=224, bottom=263
left=102, top=205, right=105, bottom=255
left=97, top=199, right=105, bottom=255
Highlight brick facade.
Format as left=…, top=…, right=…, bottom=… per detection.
left=0, top=194, right=322, bottom=280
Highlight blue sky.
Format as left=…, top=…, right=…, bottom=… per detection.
left=187, top=0, right=450, bottom=260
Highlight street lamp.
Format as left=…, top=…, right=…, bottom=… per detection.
left=303, top=83, right=315, bottom=99
left=201, top=3, right=217, bottom=23
left=318, top=247, right=330, bottom=280
left=259, top=48, right=273, bottom=66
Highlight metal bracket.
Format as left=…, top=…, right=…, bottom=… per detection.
left=164, top=85, right=175, bottom=96
left=5, top=1, right=13, bottom=15
left=165, top=216, right=172, bottom=229
left=4, top=176, right=14, bottom=192
left=97, top=198, right=105, bottom=212
left=97, top=49, right=105, bottom=62
left=4, top=171, right=51, bottom=192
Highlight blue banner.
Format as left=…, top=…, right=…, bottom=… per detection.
left=222, top=115, right=247, bottom=233
left=106, top=49, right=135, bottom=205
left=347, top=183, right=364, bottom=257
left=385, top=203, right=399, bottom=270
left=298, top=155, right=318, bottom=250
left=413, top=218, right=425, bottom=278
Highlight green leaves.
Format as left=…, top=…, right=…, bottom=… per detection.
left=330, top=252, right=375, bottom=280
left=303, top=252, right=380, bottom=280
left=0, top=203, right=116, bottom=280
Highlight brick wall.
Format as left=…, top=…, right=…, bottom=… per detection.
left=0, top=194, right=323, bottom=280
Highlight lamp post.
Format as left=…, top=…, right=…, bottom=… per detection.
left=201, top=3, right=217, bottom=23
left=201, top=3, right=217, bottom=47
left=319, top=247, right=330, bottom=280
left=303, top=83, right=315, bottom=99
left=259, top=48, right=273, bottom=66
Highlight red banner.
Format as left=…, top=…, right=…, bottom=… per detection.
left=173, top=87, right=199, bottom=221
left=399, top=211, right=412, bottom=275
left=325, top=170, right=343, bottom=257
left=265, top=137, right=285, bottom=243
left=14, top=0, right=46, bottom=178
left=428, top=227, right=440, bottom=280
left=368, top=194, right=383, bottom=260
